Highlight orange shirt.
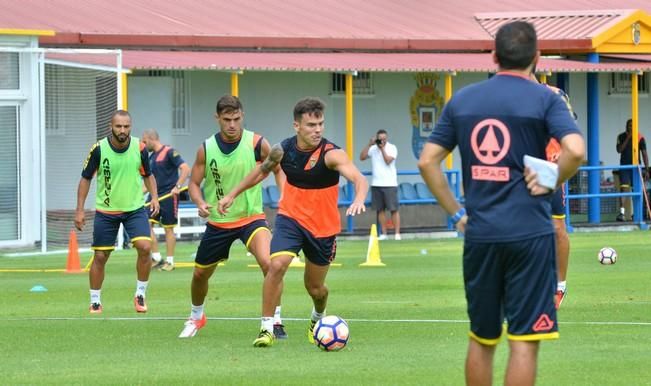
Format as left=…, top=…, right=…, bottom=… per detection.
left=277, top=136, right=341, bottom=237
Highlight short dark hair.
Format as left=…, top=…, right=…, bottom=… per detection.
left=495, top=21, right=537, bottom=70
left=376, top=129, right=388, bottom=136
left=216, top=95, right=243, bottom=115
left=293, top=97, right=325, bottom=122
left=111, top=109, right=131, bottom=121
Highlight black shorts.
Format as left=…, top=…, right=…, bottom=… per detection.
left=619, top=169, right=632, bottom=187
left=148, top=194, right=178, bottom=227
left=371, top=186, right=399, bottom=211
left=463, top=234, right=558, bottom=344
left=194, top=219, right=269, bottom=268
left=270, top=214, right=337, bottom=266
left=92, top=207, right=151, bottom=251
left=551, top=184, right=566, bottom=219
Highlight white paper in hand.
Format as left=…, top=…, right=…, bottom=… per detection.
left=523, top=155, right=558, bottom=190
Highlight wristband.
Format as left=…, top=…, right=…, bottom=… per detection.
left=451, top=207, right=466, bottom=224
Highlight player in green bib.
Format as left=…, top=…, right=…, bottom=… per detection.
left=75, top=110, right=160, bottom=314
left=178, top=95, right=287, bottom=339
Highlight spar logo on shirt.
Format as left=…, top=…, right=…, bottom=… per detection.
left=470, top=119, right=511, bottom=182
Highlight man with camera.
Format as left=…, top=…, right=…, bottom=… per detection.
left=360, top=129, right=401, bottom=240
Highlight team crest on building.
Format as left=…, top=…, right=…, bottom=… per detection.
left=410, top=73, right=444, bottom=159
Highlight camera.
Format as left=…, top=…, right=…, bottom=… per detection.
left=375, top=138, right=382, bottom=145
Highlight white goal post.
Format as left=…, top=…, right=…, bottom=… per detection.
left=0, top=46, right=125, bottom=253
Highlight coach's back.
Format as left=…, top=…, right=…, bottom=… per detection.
left=429, top=72, right=581, bottom=242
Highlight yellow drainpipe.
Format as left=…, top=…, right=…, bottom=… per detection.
left=632, top=73, right=639, bottom=165
left=445, top=72, right=454, bottom=169
left=345, top=73, right=354, bottom=160
left=231, top=72, right=239, bottom=97
left=120, top=72, right=128, bottom=109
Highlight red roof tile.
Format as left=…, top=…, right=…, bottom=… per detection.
left=475, top=9, right=635, bottom=40
left=63, top=50, right=651, bottom=73
left=2, top=0, right=650, bottom=51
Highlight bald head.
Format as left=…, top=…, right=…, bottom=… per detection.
left=141, top=128, right=161, bottom=152
left=143, top=129, right=159, bottom=140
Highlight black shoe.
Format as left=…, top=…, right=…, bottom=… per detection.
left=273, top=324, right=288, bottom=340
left=616, top=214, right=626, bottom=222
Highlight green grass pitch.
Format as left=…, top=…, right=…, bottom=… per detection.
left=1, top=231, right=650, bottom=385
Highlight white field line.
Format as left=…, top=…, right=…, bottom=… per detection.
left=1, top=316, right=650, bottom=326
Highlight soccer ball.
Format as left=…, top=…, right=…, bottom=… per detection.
left=313, top=315, right=349, bottom=351
left=598, top=247, right=617, bottom=265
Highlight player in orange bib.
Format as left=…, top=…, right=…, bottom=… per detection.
left=539, top=79, right=576, bottom=309
left=218, top=97, right=368, bottom=347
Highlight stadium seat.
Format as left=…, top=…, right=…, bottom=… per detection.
left=338, top=185, right=349, bottom=206
left=399, top=182, right=419, bottom=201
left=267, top=185, right=280, bottom=208
left=414, top=182, right=434, bottom=200
left=262, top=186, right=271, bottom=207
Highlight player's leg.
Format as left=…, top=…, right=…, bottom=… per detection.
left=463, top=241, right=504, bottom=386
left=466, top=339, right=496, bottom=386
left=551, top=186, right=569, bottom=308
left=148, top=198, right=164, bottom=267
left=254, top=252, right=292, bottom=347
left=503, top=235, right=558, bottom=386
left=161, top=227, right=176, bottom=270
left=254, top=215, right=300, bottom=347
left=304, top=260, right=330, bottom=343
left=504, top=340, right=540, bottom=386
left=160, top=196, right=178, bottom=270
left=302, top=232, right=336, bottom=344
left=88, top=211, right=121, bottom=313
left=244, top=220, right=286, bottom=338
left=149, top=222, right=164, bottom=268
left=125, top=208, right=153, bottom=313
left=88, top=250, right=111, bottom=313
left=553, top=218, right=569, bottom=308
left=179, top=223, right=233, bottom=338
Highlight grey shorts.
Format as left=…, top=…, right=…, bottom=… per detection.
left=371, top=186, right=399, bottom=211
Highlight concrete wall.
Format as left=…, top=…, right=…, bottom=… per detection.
left=127, top=69, right=651, bottom=190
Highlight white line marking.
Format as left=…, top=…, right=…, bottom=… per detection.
left=1, top=316, right=650, bottom=326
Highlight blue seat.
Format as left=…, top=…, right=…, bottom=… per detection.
left=338, top=185, right=349, bottom=206
left=399, top=182, right=418, bottom=201
left=262, top=186, right=271, bottom=207
left=340, top=183, right=371, bottom=205
left=267, top=185, right=280, bottom=208
left=414, top=182, right=434, bottom=200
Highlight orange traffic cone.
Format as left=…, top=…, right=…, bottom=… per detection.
left=66, top=229, right=83, bottom=274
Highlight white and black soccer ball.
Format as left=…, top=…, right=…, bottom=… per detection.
left=313, top=315, right=349, bottom=351
left=598, top=247, right=617, bottom=265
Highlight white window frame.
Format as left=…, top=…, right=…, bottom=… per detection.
left=134, top=70, right=190, bottom=135
left=608, top=72, right=649, bottom=96
left=330, top=72, right=375, bottom=96
left=0, top=103, right=22, bottom=245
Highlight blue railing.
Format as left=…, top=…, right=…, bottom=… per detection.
left=564, top=164, right=648, bottom=231
left=339, top=170, right=462, bottom=233
left=179, top=165, right=647, bottom=234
